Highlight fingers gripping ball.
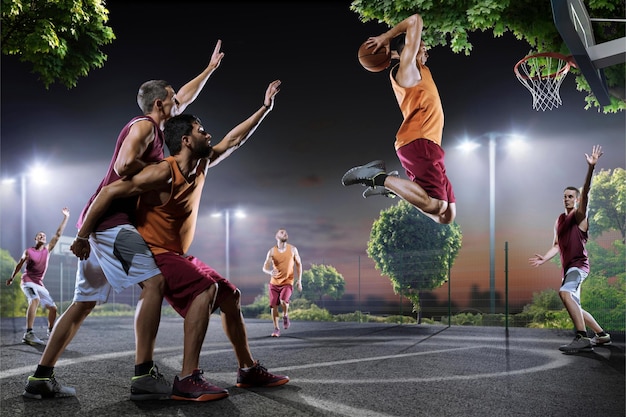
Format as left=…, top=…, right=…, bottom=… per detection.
left=357, top=41, right=391, bottom=72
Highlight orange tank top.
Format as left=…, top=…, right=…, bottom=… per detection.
left=136, top=157, right=205, bottom=255
left=389, top=62, right=444, bottom=149
left=269, top=244, right=295, bottom=286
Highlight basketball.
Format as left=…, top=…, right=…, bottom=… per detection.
left=357, top=41, right=390, bottom=72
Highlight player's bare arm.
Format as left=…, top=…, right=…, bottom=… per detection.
left=396, top=14, right=424, bottom=87
left=575, top=144, right=603, bottom=227
left=209, top=80, right=281, bottom=167
left=175, top=39, right=225, bottom=114
left=114, top=120, right=157, bottom=177
left=528, top=223, right=560, bottom=267
left=71, top=161, right=172, bottom=259
left=6, top=252, right=28, bottom=285
left=47, top=207, right=70, bottom=252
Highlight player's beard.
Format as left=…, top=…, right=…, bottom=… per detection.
left=195, top=143, right=213, bottom=159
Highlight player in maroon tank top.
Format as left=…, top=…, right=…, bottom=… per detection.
left=24, top=41, right=225, bottom=401
left=7, top=208, right=70, bottom=345
left=529, top=145, right=611, bottom=353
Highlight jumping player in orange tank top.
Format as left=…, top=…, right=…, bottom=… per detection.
left=342, top=13, right=456, bottom=225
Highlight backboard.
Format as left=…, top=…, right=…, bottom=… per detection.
left=551, top=0, right=626, bottom=106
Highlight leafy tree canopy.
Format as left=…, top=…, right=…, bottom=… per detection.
left=1, top=0, right=115, bottom=89
left=301, top=264, right=346, bottom=302
left=367, top=201, right=462, bottom=312
left=0, top=248, right=27, bottom=317
left=589, top=168, right=626, bottom=241
left=350, top=0, right=625, bottom=112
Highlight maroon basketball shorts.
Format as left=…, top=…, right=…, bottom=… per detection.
left=396, top=138, right=456, bottom=203
left=269, top=283, right=293, bottom=307
left=154, top=252, right=237, bottom=318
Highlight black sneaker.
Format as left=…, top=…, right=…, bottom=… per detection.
left=130, top=364, right=171, bottom=400
left=23, top=374, right=76, bottom=399
left=342, top=160, right=387, bottom=187
left=236, top=361, right=289, bottom=388
left=171, top=369, right=229, bottom=402
left=363, top=186, right=396, bottom=199
left=558, top=335, right=593, bottom=353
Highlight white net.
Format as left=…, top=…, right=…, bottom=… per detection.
left=514, top=53, right=571, bottom=111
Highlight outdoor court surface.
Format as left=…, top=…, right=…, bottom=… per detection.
left=1, top=316, right=624, bottom=417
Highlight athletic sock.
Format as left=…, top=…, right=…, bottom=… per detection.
left=373, top=173, right=388, bottom=186
left=576, top=331, right=587, bottom=338
left=26, top=328, right=33, bottom=333
left=33, top=365, right=54, bottom=378
left=135, top=361, right=154, bottom=376
left=597, top=331, right=607, bottom=337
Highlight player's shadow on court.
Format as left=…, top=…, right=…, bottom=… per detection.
left=564, top=344, right=625, bottom=375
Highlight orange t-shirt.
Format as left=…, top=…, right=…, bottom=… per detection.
left=269, top=244, right=295, bottom=286
left=389, top=62, right=444, bottom=149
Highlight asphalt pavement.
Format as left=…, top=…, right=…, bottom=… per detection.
left=1, top=316, right=624, bottom=417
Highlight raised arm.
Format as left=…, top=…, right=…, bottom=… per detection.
left=46, top=207, right=70, bottom=252
left=208, top=79, right=281, bottom=167
left=575, top=145, right=603, bottom=226
left=175, top=40, right=225, bottom=114
left=366, top=14, right=423, bottom=87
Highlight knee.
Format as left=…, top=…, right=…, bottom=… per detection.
left=221, top=289, right=242, bottom=314
left=140, top=274, right=165, bottom=295
left=71, top=301, right=97, bottom=319
left=204, top=283, right=218, bottom=308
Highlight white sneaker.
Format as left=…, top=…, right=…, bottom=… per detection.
left=23, top=331, right=44, bottom=346
left=590, top=333, right=611, bottom=346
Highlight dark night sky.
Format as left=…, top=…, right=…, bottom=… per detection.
left=1, top=2, right=624, bottom=306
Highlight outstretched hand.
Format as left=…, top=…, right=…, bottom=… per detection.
left=209, top=39, right=225, bottom=70
left=62, top=207, right=70, bottom=217
left=528, top=254, right=545, bottom=267
left=585, top=144, right=603, bottom=166
left=263, top=80, right=281, bottom=111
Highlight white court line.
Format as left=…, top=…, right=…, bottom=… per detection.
left=300, top=393, right=397, bottom=417
left=1, top=336, right=572, bottom=384
left=206, top=345, right=572, bottom=384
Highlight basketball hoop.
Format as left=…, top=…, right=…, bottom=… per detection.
left=514, top=52, right=574, bottom=111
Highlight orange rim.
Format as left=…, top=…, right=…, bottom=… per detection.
left=514, top=52, right=574, bottom=80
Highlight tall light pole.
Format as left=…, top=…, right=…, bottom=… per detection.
left=459, top=133, right=525, bottom=314
left=20, top=174, right=27, bottom=251
left=211, top=209, right=246, bottom=279
left=2, top=165, right=49, bottom=253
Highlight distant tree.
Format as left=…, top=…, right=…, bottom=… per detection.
left=589, top=168, right=626, bottom=242
left=1, top=0, right=115, bottom=89
left=350, top=0, right=625, bottom=113
left=367, top=200, right=462, bottom=313
left=301, top=264, right=346, bottom=304
left=0, top=248, right=27, bottom=317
